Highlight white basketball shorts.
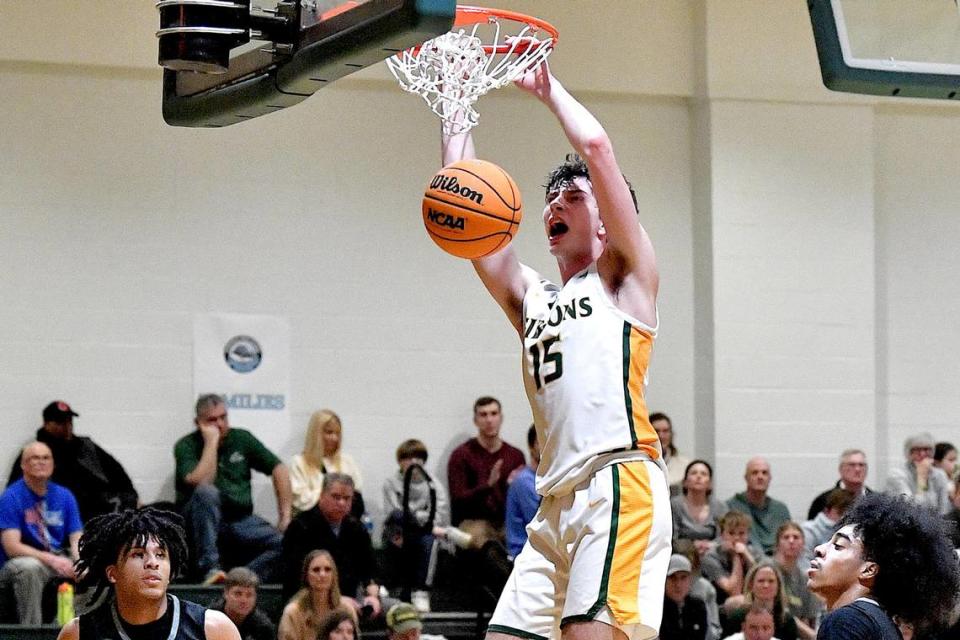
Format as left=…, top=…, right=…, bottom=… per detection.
left=488, top=458, right=672, bottom=640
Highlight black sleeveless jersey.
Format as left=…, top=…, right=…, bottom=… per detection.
left=80, top=595, right=207, bottom=640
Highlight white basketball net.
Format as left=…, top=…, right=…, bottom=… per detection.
left=386, top=17, right=555, bottom=136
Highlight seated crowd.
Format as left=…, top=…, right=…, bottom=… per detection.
left=2, top=398, right=960, bottom=640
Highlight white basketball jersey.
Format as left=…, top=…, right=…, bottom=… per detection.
left=522, top=263, right=663, bottom=497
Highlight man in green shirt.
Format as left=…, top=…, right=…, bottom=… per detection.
left=175, top=394, right=292, bottom=584
left=726, top=456, right=791, bottom=554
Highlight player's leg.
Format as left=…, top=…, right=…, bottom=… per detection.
left=560, top=460, right=672, bottom=640
left=487, top=494, right=567, bottom=640
left=223, top=514, right=282, bottom=583
left=182, top=483, right=223, bottom=580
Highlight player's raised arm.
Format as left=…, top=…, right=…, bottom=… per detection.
left=441, top=125, right=533, bottom=337
left=515, top=59, right=658, bottom=324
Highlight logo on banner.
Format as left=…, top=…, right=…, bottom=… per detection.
left=224, top=335, right=262, bottom=373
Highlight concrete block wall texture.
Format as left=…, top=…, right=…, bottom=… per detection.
left=2, top=2, right=959, bottom=525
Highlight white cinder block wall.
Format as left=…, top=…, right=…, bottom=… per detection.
left=2, top=1, right=960, bottom=528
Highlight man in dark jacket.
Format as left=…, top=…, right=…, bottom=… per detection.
left=281, top=473, right=382, bottom=618
left=660, top=554, right=707, bottom=640
left=8, top=401, right=137, bottom=522
left=210, top=567, right=275, bottom=640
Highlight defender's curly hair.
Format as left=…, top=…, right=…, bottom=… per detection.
left=841, top=493, right=960, bottom=634
left=75, top=507, right=189, bottom=600
left=544, top=154, right=639, bottom=214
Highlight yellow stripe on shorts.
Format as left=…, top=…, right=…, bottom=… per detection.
left=606, top=461, right=654, bottom=625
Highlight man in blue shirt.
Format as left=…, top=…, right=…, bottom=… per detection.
left=504, top=425, right=541, bottom=559
left=0, top=441, right=82, bottom=624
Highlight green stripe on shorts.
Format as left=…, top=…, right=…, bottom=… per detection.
left=578, top=464, right=620, bottom=620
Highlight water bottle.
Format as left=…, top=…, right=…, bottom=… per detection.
left=57, top=582, right=75, bottom=626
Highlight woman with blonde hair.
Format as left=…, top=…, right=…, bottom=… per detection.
left=278, top=550, right=357, bottom=640
left=722, top=559, right=798, bottom=640
left=290, top=409, right=364, bottom=513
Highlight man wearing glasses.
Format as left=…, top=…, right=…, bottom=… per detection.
left=806, top=449, right=872, bottom=520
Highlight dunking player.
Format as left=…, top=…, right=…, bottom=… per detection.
left=57, top=507, right=239, bottom=640
left=441, top=55, right=671, bottom=640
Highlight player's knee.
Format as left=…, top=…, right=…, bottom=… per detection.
left=561, top=620, right=629, bottom=640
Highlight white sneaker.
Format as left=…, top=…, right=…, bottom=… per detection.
left=411, top=590, right=431, bottom=613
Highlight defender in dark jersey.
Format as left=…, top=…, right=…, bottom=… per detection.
left=57, top=507, right=239, bottom=640
left=806, top=493, right=959, bottom=640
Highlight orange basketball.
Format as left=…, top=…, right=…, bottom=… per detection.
left=422, top=158, right=523, bottom=259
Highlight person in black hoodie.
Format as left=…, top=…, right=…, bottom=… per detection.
left=8, top=401, right=137, bottom=522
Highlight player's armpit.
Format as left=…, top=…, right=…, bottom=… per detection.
left=205, top=610, right=242, bottom=640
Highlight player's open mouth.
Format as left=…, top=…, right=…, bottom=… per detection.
left=549, top=221, right=569, bottom=240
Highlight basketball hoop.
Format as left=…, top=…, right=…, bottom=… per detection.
left=386, top=6, right=558, bottom=136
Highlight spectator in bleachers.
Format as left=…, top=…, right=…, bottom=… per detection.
left=674, top=539, right=722, bottom=640
left=504, top=425, right=541, bottom=559
left=721, top=560, right=798, bottom=640
left=278, top=549, right=356, bottom=640
left=726, top=457, right=791, bottom=554
left=651, top=412, right=692, bottom=494
left=299, top=410, right=366, bottom=517
left=805, top=449, right=871, bottom=521
left=289, top=411, right=329, bottom=515
left=801, top=488, right=853, bottom=558
left=281, top=473, right=381, bottom=619
left=7, top=400, right=138, bottom=523
left=661, top=553, right=709, bottom=640
left=884, top=432, right=952, bottom=514
left=381, top=438, right=449, bottom=603
left=211, top=567, right=276, bottom=640
left=317, top=608, right=359, bottom=640
left=944, top=481, right=960, bottom=548
left=386, top=602, right=423, bottom=640
left=770, top=523, right=819, bottom=638
left=673, top=460, right=728, bottom=557
left=174, top=393, right=291, bottom=584
left=0, top=442, right=81, bottom=624
left=701, top=511, right=760, bottom=606
left=722, top=603, right=778, bottom=640
left=447, top=396, right=524, bottom=531
left=935, top=441, right=957, bottom=494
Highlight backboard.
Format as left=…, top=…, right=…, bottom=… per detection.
left=808, top=0, right=960, bottom=100
left=159, top=0, right=456, bottom=127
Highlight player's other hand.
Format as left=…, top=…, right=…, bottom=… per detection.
left=510, top=40, right=554, bottom=99
left=487, top=459, right=504, bottom=487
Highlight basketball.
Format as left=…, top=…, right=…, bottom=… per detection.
left=422, top=158, right=523, bottom=259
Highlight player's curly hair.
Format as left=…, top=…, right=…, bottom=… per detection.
left=841, top=492, right=960, bottom=634
left=75, top=507, right=189, bottom=600
left=544, top=153, right=639, bottom=214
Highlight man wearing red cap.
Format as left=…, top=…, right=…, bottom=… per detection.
left=7, top=401, right=138, bottom=522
